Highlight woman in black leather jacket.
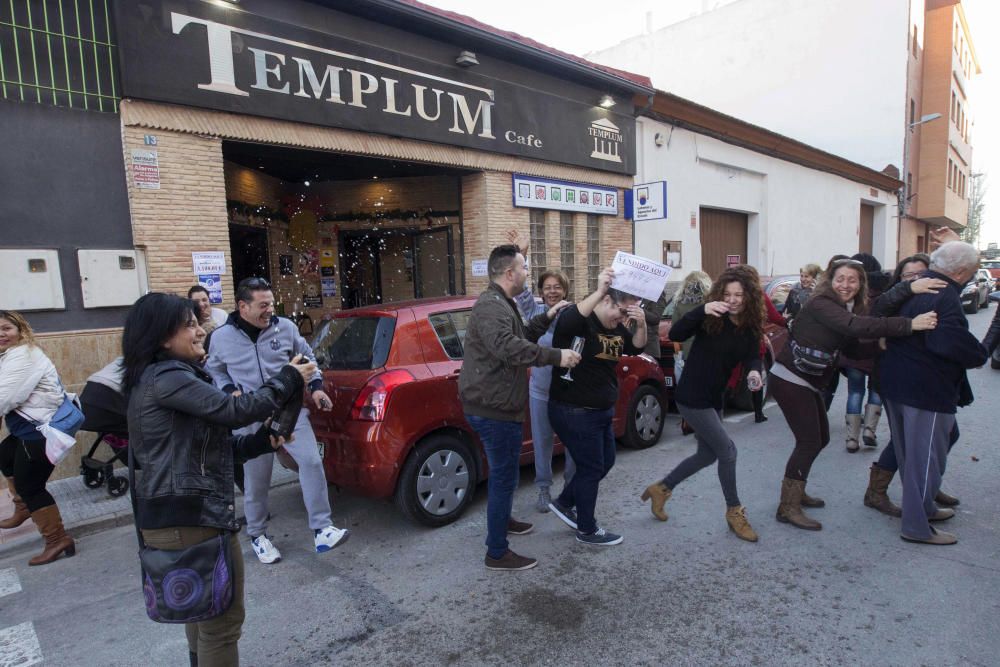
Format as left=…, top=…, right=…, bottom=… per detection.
left=122, top=293, right=313, bottom=667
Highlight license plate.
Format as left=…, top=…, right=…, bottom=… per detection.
left=316, top=441, right=326, bottom=459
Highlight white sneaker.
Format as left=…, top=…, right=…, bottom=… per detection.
left=314, top=525, right=351, bottom=553
left=250, top=534, right=282, bottom=564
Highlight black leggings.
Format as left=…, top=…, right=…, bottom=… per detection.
left=0, top=435, right=56, bottom=511
left=770, top=376, right=830, bottom=481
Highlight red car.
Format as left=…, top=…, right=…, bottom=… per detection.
left=656, top=275, right=792, bottom=409
left=307, top=296, right=667, bottom=527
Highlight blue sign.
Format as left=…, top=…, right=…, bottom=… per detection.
left=197, top=273, right=223, bottom=304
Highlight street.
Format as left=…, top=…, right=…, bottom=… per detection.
left=2, top=309, right=999, bottom=667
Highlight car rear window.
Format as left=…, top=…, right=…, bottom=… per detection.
left=428, top=310, right=472, bottom=359
left=312, top=316, right=395, bottom=370
left=768, top=280, right=795, bottom=310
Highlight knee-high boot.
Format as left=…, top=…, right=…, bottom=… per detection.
left=862, top=404, right=882, bottom=448
left=0, top=478, right=31, bottom=529
left=28, top=505, right=75, bottom=566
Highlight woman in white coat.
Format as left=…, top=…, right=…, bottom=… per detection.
left=0, top=310, right=76, bottom=565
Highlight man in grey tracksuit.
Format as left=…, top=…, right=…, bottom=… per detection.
left=206, top=278, right=348, bottom=563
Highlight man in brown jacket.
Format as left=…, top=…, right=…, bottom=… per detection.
left=459, top=243, right=579, bottom=571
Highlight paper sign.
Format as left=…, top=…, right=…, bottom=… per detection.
left=632, top=181, right=667, bottom=222
left=610, top=251, right=672, bottom=301
left=726, top=254, right=742, bottom=268
left=512, top=174, right=617, bottom=215
left=132, top=149, right=160, bottom=189
left=321, top=278, right=336, bottom=297
left=192, top=252, right=226, bottom=274
left=197, top=273, right=223, bottom=304
left=471, top=259, right=489, bottom=277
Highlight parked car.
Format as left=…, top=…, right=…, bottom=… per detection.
left=307, top=296, right=667, bottom=527
left=980, top=260, right=1000, bottom=286
left=656, top=275, right=792, bottom=411
left=961, top=269, right=992, bottom=314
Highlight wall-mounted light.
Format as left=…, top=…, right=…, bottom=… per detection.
left=455, top=51, right=479, bottom=67
left=598, top=94, right=616, bottom=108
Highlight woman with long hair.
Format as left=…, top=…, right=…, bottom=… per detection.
left=0, top=310, right=77, bottom=565
left=770, top=259, right=938, bottom=531
left=123, top=293, right=314, bottom=666
left=641, top=266, right=766, bottom=542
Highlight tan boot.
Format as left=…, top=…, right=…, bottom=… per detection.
left=935, top=490, right=960, bottom=507
left=0, top=478, right=30, bottom=530
left=725, top=505, right=758, bottom=542
left=640, top=482, right=672, bottom=522
left=800, top=484, right=825, bottom=508
left=863, top=464, right=901, bottom=517
left=28, top=505, right=75, bottom=566
left=862, top=404, right=882, bottom=448
left=845, top=414, right=862, bottom=452
left=776, top=478, right=822, bottom=531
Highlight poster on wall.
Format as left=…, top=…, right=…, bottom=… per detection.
left=192, top=252, right=226, bottom=274
left=512, top=175, right=617, bottom=215
left=131, top=149, right=160, bottom=189
left=303, top=282, right=323, bottom=308
left=471, top=259, right=489, bottom=277
left=197, top=273, right=223, bottom=304
left=632, top=181, right=667, bottom=222
left=321, top=278, right=337, bottom=297
left=610, top=251, right=672, bottom=302
left=279, top=255, right=294, bottom=276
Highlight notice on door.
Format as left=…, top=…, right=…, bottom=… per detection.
left=610, top=251, right=672, bottom=302
left=726, top=254, right=742, bottom=268
left=131, top=149, right=160, bottom=189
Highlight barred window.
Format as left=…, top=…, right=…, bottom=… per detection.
left=560, top=212, right=575, bottom=297
left=586, top=214, right=600, bottom=293
left=528, top=209, right=546, bottom=276
left=0, top=0, right=119, bottom=112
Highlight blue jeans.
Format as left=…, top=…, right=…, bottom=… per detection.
left=549, top=401, right=615, bottom=535
left=844, top=367, right=881, bottom=414
left=529, top=396, right=575, bottom=490
left=465, top=414, right=523, bottom=560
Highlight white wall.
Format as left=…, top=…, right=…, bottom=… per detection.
left=634, top=117, right=898, bottom=277
left=589, top=0, right=911, bottom=174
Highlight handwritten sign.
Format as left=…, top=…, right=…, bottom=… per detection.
left=610, top=251, right=672, bottom=301
left=471, top=259, right=489, bottom=277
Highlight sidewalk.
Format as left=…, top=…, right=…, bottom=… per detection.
left=0, top=459, right=299, bottom=554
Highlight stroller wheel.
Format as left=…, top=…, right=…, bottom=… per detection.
left=107, top=476, right=129, bottom=497
left=83, top=468, right=105, bottom=489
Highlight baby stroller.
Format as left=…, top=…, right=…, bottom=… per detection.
left=78, top=358, right=130, bottom=497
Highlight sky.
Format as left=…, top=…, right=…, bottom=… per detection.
left=422, top=0, right=999, bottom=246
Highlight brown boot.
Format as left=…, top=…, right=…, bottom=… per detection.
left=776, top=478, right=822, bottom=531
left=935, top=490, right=960, bottom=507
left=863, top=464, right=902, bottom=517
left=28, top=505, right=75, bottom=566
left=0, top=478, right=31, bottom=530
left=725, top=505, right=758, bottom=542
left=800, top=484, right=825, bottom=508
left=640, top=482, right=672, bottom=521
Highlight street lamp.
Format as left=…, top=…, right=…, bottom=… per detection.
left=902, top=112, right=943, bottom=218
left=909, top=112, right=942, bottom=131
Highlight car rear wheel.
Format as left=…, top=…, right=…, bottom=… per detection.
left=396, top=434, right=477, bottom=527
left=964, top=298, right=978, bottom=314
left=623, top=385, right=665, bottom=449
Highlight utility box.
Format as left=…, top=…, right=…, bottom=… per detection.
left=0, top=249, right=65, bottom=311
left=78, top=249, right=148, bottom=308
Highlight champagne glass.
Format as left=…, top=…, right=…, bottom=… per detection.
left=561, top=336, right=585, bottom=381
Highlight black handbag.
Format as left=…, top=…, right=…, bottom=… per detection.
left=789, top=338, right=839, bottom=376
left=128, top=441, right=235, bottom=624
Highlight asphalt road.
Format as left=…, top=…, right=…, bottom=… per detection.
left=2, top=306, right=999, bottom=667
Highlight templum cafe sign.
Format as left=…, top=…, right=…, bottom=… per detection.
left=114, top=1, right=637, bottom=174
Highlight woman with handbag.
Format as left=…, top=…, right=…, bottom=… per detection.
left=0, top=310, right=80, bottom=566
left=122, top=293, right=313, bottom=667
left=769, top=259, right=938, bottom=531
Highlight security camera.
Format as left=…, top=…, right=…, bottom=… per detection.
left=653, top=133, right=665, bottom=147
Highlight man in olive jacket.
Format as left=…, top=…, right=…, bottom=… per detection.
left=460, top=243, right=579, bottom=572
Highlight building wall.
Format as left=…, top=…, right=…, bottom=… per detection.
left=634, top=117, right=896, bottom=277
left=589, top=0, right=911, bottom=173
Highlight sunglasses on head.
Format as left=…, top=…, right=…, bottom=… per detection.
left=241, top=277, right=271, bottom=290
left=832, top=259, right=864, bottom=268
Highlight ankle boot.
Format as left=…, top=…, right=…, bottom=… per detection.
left=725, top=505, right=758, bottom=542
left=935, top=490, right=960, bottom=507
left=0, top=478, right=31, bottom=530
left=28, top=505, right=75, bottom=566
left=863, top=464, right=901, bottom=517
left=845, top=414, right=862, bottom=452
left=776, top=478, right=822, bottom=531
left=800, top=484, right=826, bottom=508
left=640, top=481, right=672, bottom=522
left=862, top=404, right=882, bottom=448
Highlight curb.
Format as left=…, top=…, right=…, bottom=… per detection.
left=0, top=477, right=300, bottom=560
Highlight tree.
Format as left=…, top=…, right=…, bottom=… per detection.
left=963, top=172, right=987, bottom=247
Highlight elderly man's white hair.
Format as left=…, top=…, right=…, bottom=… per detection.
left=930, top=241, right=980, bottom=275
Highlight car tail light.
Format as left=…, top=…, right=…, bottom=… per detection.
left=350, top=370, right=415, bottom=421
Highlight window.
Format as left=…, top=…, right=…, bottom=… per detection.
left=910, top=99, right=916, bottom=126
left=428, top=310, right=472, bottom=359
left=312, top=316, right=396, bottom=370
left=586, top=214, right=600, bottom=293
left=912, top=25, right=918, bottom=57
left=907, top=172, right=913, bottom=198
left=948, top=160, right=954, bottom=189
left=0, top=0, right=120, bottom=112
left=951, top=92, right=957, bottom=122
left=560, top=212, right=575, bottom=297
left=528, top=209, right=546, bottom=276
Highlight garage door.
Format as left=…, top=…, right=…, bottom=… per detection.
left=700, top=207, right=748, bottom=279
